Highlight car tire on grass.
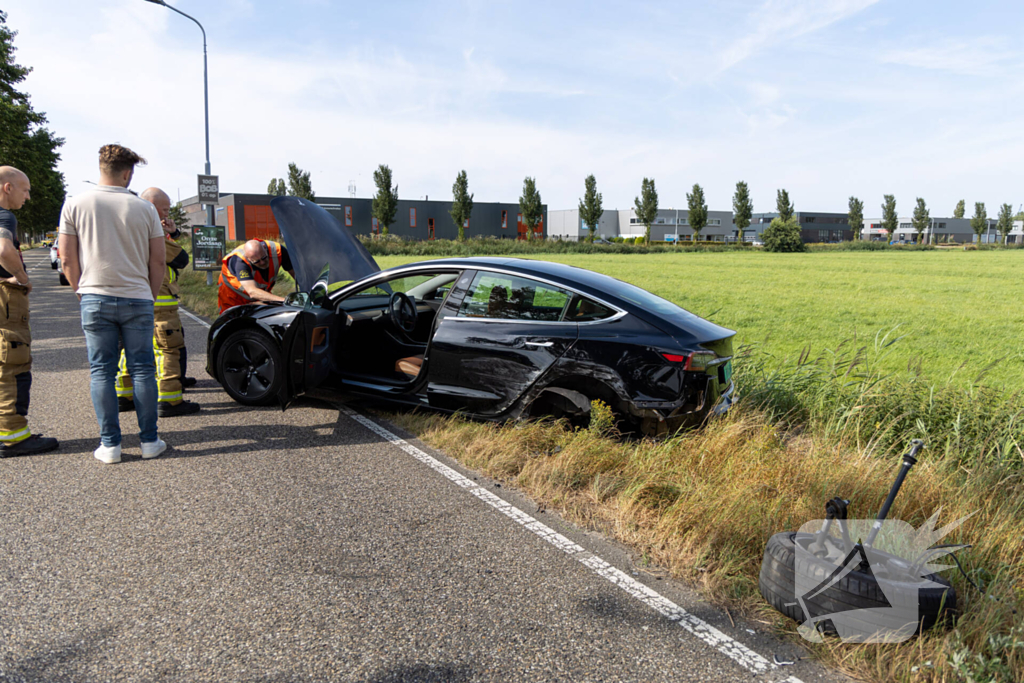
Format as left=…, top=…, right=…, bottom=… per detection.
left=216, top=328, right=283, bottom=406
left=759, top=531, right=955, bottom=638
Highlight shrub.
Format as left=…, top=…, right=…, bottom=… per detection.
left=761, top=217, right=805, bottom=252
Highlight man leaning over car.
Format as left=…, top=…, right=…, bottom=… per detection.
left=217, top=238, right=296, bottom=313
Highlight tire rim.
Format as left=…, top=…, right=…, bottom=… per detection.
left=222, top=338, right=276, bottom=399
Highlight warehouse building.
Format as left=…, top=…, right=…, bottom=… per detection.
left=749, top=212, right=853, bottom=243
left=861, top=217, right=999, bottom=243
left=547, top=208, right=737, bottom=242
left=180, top=193, right=545, bottom=241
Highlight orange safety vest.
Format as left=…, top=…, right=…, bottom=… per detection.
left=217, top=240, right=283, bottom=312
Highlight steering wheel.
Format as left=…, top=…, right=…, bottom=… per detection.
left=388, top=291, right=418, bottom=335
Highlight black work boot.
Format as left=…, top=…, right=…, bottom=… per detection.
left=158, top=400, right=201, bottom=418
left=181, top=377, right=198, bottom=389
left=0, top=434, right=59, bottom=457
left=118, top=397, right=135, bottom=412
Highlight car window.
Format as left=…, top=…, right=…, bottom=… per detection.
left=565, top=295, right=616, bottom=322
left=349, top=274, right=439, bottom=299
left=458, top=272, right=571, bottom=321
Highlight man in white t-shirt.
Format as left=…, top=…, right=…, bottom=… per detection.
left=59, top=144, right=167, bottom=464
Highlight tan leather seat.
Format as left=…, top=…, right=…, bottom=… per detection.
left=396, top=355, right=424, bottom=377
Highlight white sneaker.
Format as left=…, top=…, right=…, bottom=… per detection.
left=94, top=444, right=122, bottom=464
left=140, top=438, right=167, bottom=460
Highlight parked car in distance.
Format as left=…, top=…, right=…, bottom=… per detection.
left=49, top=244, right=59, bottom=269
left=207, top=198, right=736, bottom=436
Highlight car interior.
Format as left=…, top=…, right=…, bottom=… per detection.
left=330, top=271, right=462, bottom=385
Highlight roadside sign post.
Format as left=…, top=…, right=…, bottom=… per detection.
left=197, top=175, right=220, bottom=284
left=191, top=224, right=225, bottom=287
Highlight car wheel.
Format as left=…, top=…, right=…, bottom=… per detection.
left=51, top=261, right=58, bottom=270
left=58, top=273, right=69, bottom=286
left=216, top=328, right=283, bottom=406
left=758, top=532, right=955, bottom=637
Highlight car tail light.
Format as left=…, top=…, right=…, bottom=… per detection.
left=661, top=350, right=715, bottom=371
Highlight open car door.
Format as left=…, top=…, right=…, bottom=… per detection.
left=275, top=267, right=339, bottom=409
left=269, top=197, right=381, bottom=409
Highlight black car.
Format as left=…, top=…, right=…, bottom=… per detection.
left=207, top=198, right=736, bottom=435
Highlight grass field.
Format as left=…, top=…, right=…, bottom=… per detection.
left=179, top=247, right=1023, bottom=681
left=373, top=250, right=1024, bottom=390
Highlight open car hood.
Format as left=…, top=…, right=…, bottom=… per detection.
left=270, top=196, right=380, bottom=293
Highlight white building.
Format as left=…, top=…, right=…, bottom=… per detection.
left=547, top=208, right=736, bottom=242
left=861, top=217, right=1000, bottom=243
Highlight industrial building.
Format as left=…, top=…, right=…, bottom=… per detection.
left=749, top=212, right=853, bottom=243
left=180, top=193, right=545, bottom=242
left=861, top=217, right=1001, bottom=243
left=547, top=208, right=737, bottom=242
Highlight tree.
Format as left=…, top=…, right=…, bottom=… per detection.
left=970, top=202, right=988, bottom=245
left=911, top=197, right=930, bottom=244
left=881, top=194, right=897, bottom=241
left=168, top=202, right=191, bottom=234
left=578, top=174, right=603, bottom=243
left=449, top=169, right=473, bottom=242
left=776, top=189, right=794, bottom=221
left=633, top=177, right=658, bottom=244
left=519, top=177, right=543, bottom=240
left=687, top=183, right=708, bottom=242
left=997, top=203, right=1013, bottom=244
left=267, top=178, right=286, bottom=196
left=371, top=164, right=399, bottom=236
left=848, top=196, right=864, bottom=240
left=286, top=163, right=315, bottom=200
left=762, top=217, right=805, bottom=252
left=732, top=181, right=752, bottom=243
left=0, top=10, right=66, bottom=242
left=953, top=199, right=965, bottom=219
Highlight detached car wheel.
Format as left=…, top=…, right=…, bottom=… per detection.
left=759, top=532, right=955, bottom=638
left=217, top=329, right=283, bottom=406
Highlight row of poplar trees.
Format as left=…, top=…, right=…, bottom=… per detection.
left=861, top=195, right=1017, bottom=244
left=367, top=166, right=544, bottom=240
left=0, top=11, right=66, bottom=242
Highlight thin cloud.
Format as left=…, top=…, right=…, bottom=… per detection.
left=719, top=0, right=881, bottom=71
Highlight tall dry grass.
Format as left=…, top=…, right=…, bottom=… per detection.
left=385, top=368, right=1024, bottom=682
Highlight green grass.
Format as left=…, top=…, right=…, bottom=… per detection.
left=375, top=250, right=1024, bottom=389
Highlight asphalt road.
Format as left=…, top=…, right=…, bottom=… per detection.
left=0, top=249, right=849, bottom=683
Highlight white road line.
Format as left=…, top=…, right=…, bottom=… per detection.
left=179, top=307, right=211, bottom=328
left=186, top=303, right=803, bottom=682
left=340, top=405, right=802, bottom=682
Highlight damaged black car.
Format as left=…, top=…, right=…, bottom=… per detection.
left=207, top=197, right=736, bottom=435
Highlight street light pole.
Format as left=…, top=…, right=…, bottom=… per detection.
left=144, top=0, right=215, bottom=283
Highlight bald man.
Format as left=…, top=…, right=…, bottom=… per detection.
left=115, top=187, right=199, bottom=418
left=217, top=237, right=295, bottom=313
left=0, top=166, right=59, bottom=455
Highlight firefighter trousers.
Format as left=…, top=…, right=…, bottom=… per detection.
left=115, top=303, right=185, bottom=405
left=0, top=284, right=32, bottom=444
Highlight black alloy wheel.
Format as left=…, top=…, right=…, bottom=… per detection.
left=217, top=329, right=283, bottom=406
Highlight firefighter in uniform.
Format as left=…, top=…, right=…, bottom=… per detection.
left=0, top=166, right=58, bottom=455
left=115, top=188, right=200, bottom=418
left=217, top=238, right=295, bottom=313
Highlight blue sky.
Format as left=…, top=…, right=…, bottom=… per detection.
left=7, top=1, right=1024, bottom=216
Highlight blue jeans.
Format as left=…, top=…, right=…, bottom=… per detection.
left=80, top=295, right=158, bottom=447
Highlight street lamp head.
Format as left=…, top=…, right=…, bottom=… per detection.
left=143, top=0, right=168, bottom=5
